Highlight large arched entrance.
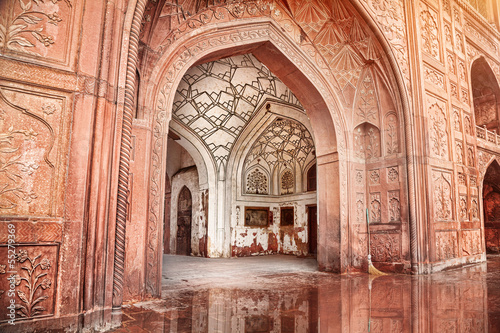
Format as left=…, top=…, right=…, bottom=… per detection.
left=143, top=23, right=342, bottom=297
left=122, top=0, right=410, bottom=302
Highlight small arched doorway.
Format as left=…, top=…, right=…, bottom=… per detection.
left=483, top=160, right=500, bottom=253
left=177, top=186, right=192, bottom=255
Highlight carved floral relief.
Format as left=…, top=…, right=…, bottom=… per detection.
left=0, top=0, right=73, bottom=63
left=0, top=244, right=58, bottom=322
left=428, top=103, right=449, bottom=160
left=0, top=87, right=63, bottom=216
left=462, top=230, right=481, bottom=256
left=420, top=7, right=440, bottom=60
left=371, top=233, right=401, bottom=262
left=433, top=171, right=453, bottom=221
left=388, top=190, right=401, bottom=222
left=385, top=113, right=399, bottom=155
left=436, top=231, right=457, bottom=260
left=370, top=192, right=381, bottom=223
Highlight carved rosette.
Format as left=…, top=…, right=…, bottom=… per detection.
left=369, top=169, right=380, bottom=185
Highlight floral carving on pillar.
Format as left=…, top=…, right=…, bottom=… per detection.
left=459, top=195, right=468, bottom=221
left=429, top=103, right=449, bottom=160
left=470, top=197, right=479, bottom=220
left=420, top=8, right=440, bottom=60
left=433, top=171, right=452, bottom=221
left=356, top=192, right=365, bottom=224
left=388, top=190, right=401, bottom=222
left=385, top=113, right=399, bottom=155
left=365, top=126, right=380, bottom=159
left=355, top=70, right=378, bottom=125
left=456, top=140, right=463, bottom=164
left=453, top=109, right=461, bottom=131
left=467, top=145, right=475, bottom=167
left=370, top=192, right=381, bottom=223
left=464, top=115, right=472, bottom=135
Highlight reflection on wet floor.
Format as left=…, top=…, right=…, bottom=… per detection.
left=110, top=255, right=500, bottom=332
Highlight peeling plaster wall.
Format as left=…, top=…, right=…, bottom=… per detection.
left=232, top=194, right=316, bottom=256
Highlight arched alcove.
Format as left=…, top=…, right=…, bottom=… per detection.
left=471, top=57, right=500, bottom=132
left=483, top=160, right=500, bottom=253
left=176, top=186, right=193, bottom=255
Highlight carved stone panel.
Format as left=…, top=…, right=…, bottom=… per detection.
left=420, top=7, right=440, bottom=60
left=0, top=86, right=69, bottom=217
left=246, top=168, right=268, bottom=195
left=355, top=169, right=364, bottom=186
left=370, top=233, right=401, bottom=262
left=466, top=145, right=475, bottom=167
left=387, top=166, right=399, bottom=183
left=456, top=140, right=463, bottom=164
left=280, top=170, right=294, bottom=195
left=0, top=244, right=58, bottom=322
left=0, top=0, right=78, bottom=68
left=433, top=171, right=453, bottom=221
left=369, top=192, right=381, bottom=223
left=356, top=192, right=365, bottom=224
left=428, top=102, right=449, bottom=160
left=353, top=123, right=381, bottom=160
left=470, top=196, right=479, bottom=221
left=453, top=109, right=461, bottom=131
left=388, top=190, right=401, bottom=222
left=384, top=113, right=399, bottom=155
left=459, top=195, right=468, bottom=221
left=461, top=230, right=481, bottom=256
left=436, top=231, right=457, bottom=260
left=369, top=169, right=380, bottom=185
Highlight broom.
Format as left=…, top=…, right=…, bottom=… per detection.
left=366, top=208, right=387, bottom=276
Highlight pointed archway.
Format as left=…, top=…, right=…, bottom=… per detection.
left=483, top=160, right=500, bottom=253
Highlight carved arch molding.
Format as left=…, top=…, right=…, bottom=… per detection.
left=114, top=0, right=412, bottom=306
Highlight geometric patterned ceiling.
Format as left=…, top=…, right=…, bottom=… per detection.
left=172, top=53, right=303, bottom=170
left=244, top=117, right=315, bottom=175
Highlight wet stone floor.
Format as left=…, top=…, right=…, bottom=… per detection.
left=109, top=255, right=500, bottom=332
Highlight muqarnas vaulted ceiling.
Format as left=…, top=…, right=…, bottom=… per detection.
left=172, top=54, right=303, bottom=170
